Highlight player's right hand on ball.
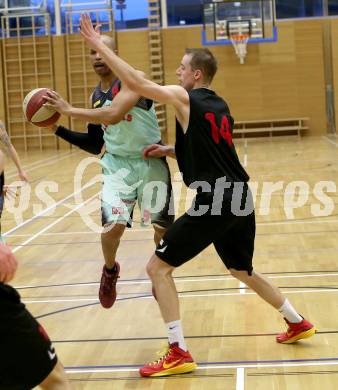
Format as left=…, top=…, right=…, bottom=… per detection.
left=43, top=90, right=72, bottom=116
left=0, top=244, right=18, bottom=283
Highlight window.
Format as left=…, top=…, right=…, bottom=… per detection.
left=167, top=0, right=203, bottom=26
left=3, top=0, right=338, bottom=36
left=276, top=0, right=323, bottom=19
left=328, top=0, right=338, bottom=16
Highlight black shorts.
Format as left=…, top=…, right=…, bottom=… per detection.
left=0, top=284, right=57, bottom=390
left=155, top=186, right=255, bottom=274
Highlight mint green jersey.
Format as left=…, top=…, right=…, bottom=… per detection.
left=102, top=97, right=161, bottom=158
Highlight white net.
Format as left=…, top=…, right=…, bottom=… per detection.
left=231, top=34, right=249, bottom=64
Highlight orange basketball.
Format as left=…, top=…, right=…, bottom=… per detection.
left=23, top=88, right=60, bottom=127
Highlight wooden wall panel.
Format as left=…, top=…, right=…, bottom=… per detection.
left=162, top=20, right=327, bottom=142
left=0, top=43, right=6, bottom=123
left=52, top=35, right=72, bottom=150
left=1, top=35, right=56, bottom=150
left=64, top=33, right=100, bottom=136
left=117, top=29, right=150, bottom=76
left=330, top=19, right=338, bottom=134
left=0, top=18, right=333, bottom=151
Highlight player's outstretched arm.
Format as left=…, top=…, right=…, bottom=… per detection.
left=51, top=123, right=104, bottom=155
left=0, top=121, right=28, bottom=182
left=79, top=14, right=189, bottom=113
left=47, top=93, right=104, bottom=155
left=44, top=84, right=140, bottom=125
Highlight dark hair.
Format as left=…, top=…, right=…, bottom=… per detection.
left=185, top=48, right=218, bottom=83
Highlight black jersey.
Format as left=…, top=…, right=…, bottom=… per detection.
left=92, top=79, right=120, bottom=108
left=92, top=78, right=153, bottom=111
left=175, top=88, right=249, bottom=187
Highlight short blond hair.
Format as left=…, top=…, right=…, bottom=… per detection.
left=185, top=48, right=218, bottom=83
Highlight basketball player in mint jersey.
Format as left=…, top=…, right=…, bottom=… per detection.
left=80, top=14, right=316, bottom=378
left=44, top=34, right=173, bottom=310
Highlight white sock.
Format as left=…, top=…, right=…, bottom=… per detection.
left=278, top=299, right=302, bottom=323
left=166, top=320, right=187, bottom=351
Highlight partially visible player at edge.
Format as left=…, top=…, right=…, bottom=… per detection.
left=79, top=14, right=316, bottom=378
left=0, top=133, right=70, bottom=388
left=0, top=245, right=70, bottom=389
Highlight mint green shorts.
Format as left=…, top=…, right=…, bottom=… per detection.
left=100, top=153, right=174, bottom=228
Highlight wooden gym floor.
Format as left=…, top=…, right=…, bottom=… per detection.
left=3, top=135, right=338, bottom=389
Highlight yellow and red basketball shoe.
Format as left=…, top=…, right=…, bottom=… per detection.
left=276, top=317, right=316, bottom=344
left=139, top=343, right=197, bottom=377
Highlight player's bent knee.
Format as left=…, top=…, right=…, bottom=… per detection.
left=229, top=268, right=253, bottom=280
left=146, top=254, right=159, bottom=278
left=146, top=254, right=171, bottom=279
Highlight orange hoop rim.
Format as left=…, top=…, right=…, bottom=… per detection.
left=230, top=33, right=249, bottom=42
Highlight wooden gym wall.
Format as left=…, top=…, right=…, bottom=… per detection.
left=0, top=18, right=334, bottom=150
left=0, top=29, right=150, bottom=151
left=330, top=19, right=338, bottom=134
left=162, top=19, right=328, bottom=143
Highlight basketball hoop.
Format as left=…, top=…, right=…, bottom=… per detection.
left=231, top=34, right=249, bottom=64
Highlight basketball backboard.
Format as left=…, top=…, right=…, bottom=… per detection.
left=202, top=0, right=277, bottom=45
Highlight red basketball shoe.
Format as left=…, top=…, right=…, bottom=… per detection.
left=276, top=317, right=316, bottom=344
left=139, top=343, right=197, bottom=377
left=99, top=263, right=120, bottom=309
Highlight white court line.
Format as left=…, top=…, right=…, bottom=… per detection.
left=15, top=272, right=338, bottom=290
left=5, top=216, right=338, bottom=238
left=322, top=136, right=338, bottom=147
left=22, top=288, right=338, bottom=304
left=25, top=298, right=99, bottom=303
left=12, top=191, right=100, bottom=254
left=6, top=150, right=74, bottom=176
left=5, top=228, right=154, bottom=237
left=65, top=360, right=338, bottom=375
left=236, top=367, right=245, bottom=390
left=181, top=288, right=338, bottom=299
left=257, top=219, right=338, bottom=226
left=8, top=216, right=338, bottom=237
left=3, top=180, right=96, bottom=237
left=268, top=272, right=338, bottom=280
left=239, top=282, right=246, bottom=295
left=6, top=150, right=78, bottom=179
left=243, top=154, right=247, bottom=167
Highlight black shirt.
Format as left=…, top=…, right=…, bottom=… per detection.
left=175, top=88, right=249, bottom=187
left=91, top=79, right=120, bottom=108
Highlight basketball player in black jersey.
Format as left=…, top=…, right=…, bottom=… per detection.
left=0, top=151, right=70, bottom=389
left=80, top=15, right=315, bottom=377
left=46, top=34, right=173, bottom=310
